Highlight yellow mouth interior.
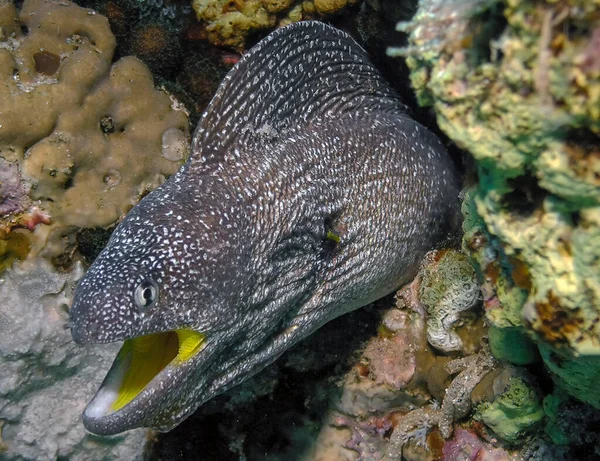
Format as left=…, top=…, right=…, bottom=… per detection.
left=111, top=329, right=206, bottom=411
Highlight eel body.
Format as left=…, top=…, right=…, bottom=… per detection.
left=70, top=21, right=460, bottom=435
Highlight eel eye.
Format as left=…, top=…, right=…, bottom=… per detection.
left=134, top=278, right=159, bottom=310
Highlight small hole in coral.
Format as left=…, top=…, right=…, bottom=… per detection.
left=549, top=352, right=565, bottom=368
left=565, top=128, right=600, bottom=151
left=20, top=24, right=28, bottom=36
left=103, top=169, right=121, bottom=188
left=64, top=176, right=75, bottom=190
left=33, top=50, right=61, bottom=76
left=500, top=176, right=546, bottom=219
left=73, top=30, right=96, bottom=47
left=467, top=2, right=507, bottom=65
left=100, top=116, right=115, bottom=134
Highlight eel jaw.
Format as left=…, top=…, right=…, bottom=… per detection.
left=83, top=329, right=205, bottom=433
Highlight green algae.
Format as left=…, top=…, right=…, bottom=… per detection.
left=543, top=391, right=572, bottom=445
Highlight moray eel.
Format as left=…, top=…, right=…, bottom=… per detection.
left=70, top=21, right=460, bottom=435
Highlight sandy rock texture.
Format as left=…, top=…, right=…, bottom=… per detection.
left=0, top=258, right=148, bottom=460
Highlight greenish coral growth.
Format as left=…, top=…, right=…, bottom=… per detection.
left=538, top=342, right=600, bottom=408
left=543, top=389, right=600, bottom=447
left=461, top=190, right=528, bottom=328
left=475, top=376, right=544, bottom=444
left=0, top=233, right=30, bottom=273
left=543, top=391, right=571, bottom=445
left=488, top=326, right=538, bottom=365
left=393, top=0, right=600, bottom=407
left=418, top=249, right=480, bottom=352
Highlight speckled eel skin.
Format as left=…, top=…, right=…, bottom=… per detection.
left=70, top=21, right=460, bottom=435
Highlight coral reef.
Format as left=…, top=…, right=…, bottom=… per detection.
left=149, top=246, right=600, bottom=458
left=310, top=258, right=499, bottom=459
left=191, top=0, right=360, bottom=49
left=543, top=390, right=600, bottom=451
left=537, top=342, right=600, bottom=409
left=0, top=1, right=193, bottom=459
left=441, top=428, right=513, bottom=461
left=417, top=249, right=481, bottom=352
left=474, top=368, right=544, bottom=444
left=0, top=258, right=147, bottom=460
left=391, top=0, right=600, bottom=409
left=76, top=0, right=233, bottom=127
left=488, top=325, right=539, bottom=365
left=0, top=0, right=190, bottom=258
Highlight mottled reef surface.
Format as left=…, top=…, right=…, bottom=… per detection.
left=1, top=0, right=599, bottom=460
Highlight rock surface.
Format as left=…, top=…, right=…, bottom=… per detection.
left=0, top=259, right=148, bottom=460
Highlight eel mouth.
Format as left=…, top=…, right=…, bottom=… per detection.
left=84, top=329, right=206, bottom=420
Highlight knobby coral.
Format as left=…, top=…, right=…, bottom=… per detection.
left=192, top=0, right=360, bottom=49
left=0, top=0, right=190, bottom=259
left=418, top=249, right=481, bottom=352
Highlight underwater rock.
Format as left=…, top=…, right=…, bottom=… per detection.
left=0, top=0, right=190, bottom=258
left=336, top=289, right=434, bottom=420
left=437, top=348, right=496, bottom=438
left=0, top=259, right=147, bottom=460
left=391, top=0, right=600, bottom=407
left=191, top=0, right=360, bottom=50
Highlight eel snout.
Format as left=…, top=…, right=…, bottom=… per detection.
left=81, top=329, right=205, bottom=434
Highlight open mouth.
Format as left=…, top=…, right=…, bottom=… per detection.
left=85, top=329, right=205, bottom=418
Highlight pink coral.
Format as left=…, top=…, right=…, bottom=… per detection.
left=364, top=324, right=417, bottom=390
left=0, top=158, right=50, bottom=237
left=442, top=429, right=512, bottom=461
left=0, top=159, right=30, bottom=217
left=332, top=413, right=394, bottom=460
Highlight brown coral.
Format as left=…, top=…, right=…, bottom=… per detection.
left=0, top=0, right=190, bottom=258
left=192, top=0, right=359, bottom=50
